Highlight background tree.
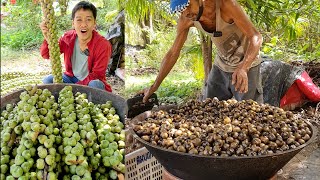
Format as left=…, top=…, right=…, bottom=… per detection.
left=123, top=0, right=174, bottom=46
left=58, top=0, right=69, bottom=16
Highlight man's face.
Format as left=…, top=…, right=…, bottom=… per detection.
left=72, top=8, right=96, bottom=41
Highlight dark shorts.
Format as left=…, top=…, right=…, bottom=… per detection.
left=203, top=64, right=263, bottom=103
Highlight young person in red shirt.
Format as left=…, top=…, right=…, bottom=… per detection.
left=40, top=1, right=112, bottom=92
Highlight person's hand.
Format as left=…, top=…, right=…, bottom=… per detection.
left=232, top=67, right=248, bottom=93
left=139, top=85, right=158, bottom=103
left=39, top=21, right=49, bottom=42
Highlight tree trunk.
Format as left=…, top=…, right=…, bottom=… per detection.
left=149, top=13, right=154, bottom=43
left=103, top=0, right=108, bottom=7
left=58, top=0, right=68, bottom=16
left=139, top=12, right=151, bottom=47
left=200, top=33, right=212, bottom=82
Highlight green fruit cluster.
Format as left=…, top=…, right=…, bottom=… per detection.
left=89, top=98, right=126, bottom=179
left=0, top=72, right=50, bottom=96
left=40, top=0, right=62, bottom=83
left=1, top=72, right=49, bottom=82
left=58, top=86, right=93, bottom=179
left=58, top=0, right=68, bottom=15
left=1, top=78, right=42, bottom=96
left=1, top=85, right=60, bottom=180
left=1, top=85, right=125, bottom=180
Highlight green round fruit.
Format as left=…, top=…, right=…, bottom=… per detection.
left=69, top=165, right=76, bottom=174
left=6, top=175, right=14, bottom=180
left=36, top=159, right=45, bottom=170
left=10, top=165, right=23, bottom=178
left=14, top=155, right=25, bottom=166
left=71, top=175, right=81, bottom=180
left=21, top=162, right=31, bottom=173
left=22, top=150, right=31, bottom=160
left=76, top=165, right=86, bottom=176
left=47, top=172, right=56, bottom=180
left=37, top=147, right=48, bottom=159
left=45, top=155, right=55, bottom=166
left=2, top=132, right=10, bottom=142
left=65, top=154, right=76, bottom=165
left=0, top=164, right=8, bottom=174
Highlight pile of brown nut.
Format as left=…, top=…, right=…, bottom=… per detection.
left=133, top=98, right=312, bottom=157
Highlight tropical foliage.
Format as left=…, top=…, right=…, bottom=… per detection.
left=125, top=0, right=319, bottom=60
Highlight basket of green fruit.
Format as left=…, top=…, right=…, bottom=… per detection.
left=1, top=84, right=127, bottom=180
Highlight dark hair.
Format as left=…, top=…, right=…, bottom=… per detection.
left=71, top=1, right=97, bottom=20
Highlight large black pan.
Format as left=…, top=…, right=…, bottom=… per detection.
left=0, top=84, right=127, bottom=123
left=130, top=110, right=317, bottom=180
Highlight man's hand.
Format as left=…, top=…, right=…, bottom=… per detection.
left=39, top=21, right=49, bottom=42
left=232, top=67, right=248, bottom=93
left=139, top=85, right=158, bottom=103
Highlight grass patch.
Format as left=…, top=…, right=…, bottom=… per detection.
left=1, top=47, right=41, bottom=62
left=125, top=70, right=203, bottom=102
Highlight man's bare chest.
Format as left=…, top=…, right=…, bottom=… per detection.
left=198, top=11, right=233, bottom=33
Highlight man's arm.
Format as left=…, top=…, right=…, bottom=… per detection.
left=40, top=40, right=50, bottom=59
left=223, top=0, right=262, bottom=70
left=142, top=15, right=193, bottom=102
left=223, top=0, right=263, bottom=93
left=39, top=21, right=50, bottom=59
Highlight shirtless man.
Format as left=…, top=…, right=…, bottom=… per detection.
left=141, top=0, right=263, bottom=105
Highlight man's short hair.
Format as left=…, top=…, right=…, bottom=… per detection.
left=71, top=1, right=97, bottom=20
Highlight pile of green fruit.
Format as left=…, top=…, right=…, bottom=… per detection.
left=0, top=85, right=125, bottom=180
left=0, top=72, right=49, bottom=96
left=40, top=0, right=63, bottom=83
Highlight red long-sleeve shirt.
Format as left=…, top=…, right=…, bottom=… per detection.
left=40, top=30, right=112, bottom=92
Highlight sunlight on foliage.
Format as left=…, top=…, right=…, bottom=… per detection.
left=125, top=71, right=202, bottom=101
